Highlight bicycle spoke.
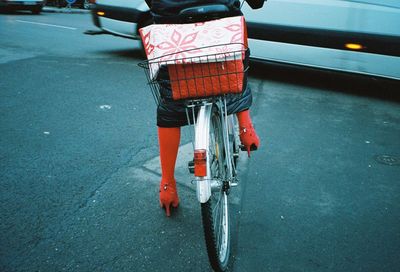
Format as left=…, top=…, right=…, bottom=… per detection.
left=218, top=197, right=225, bottom=254
left=215, top=193, right=222, bottom=249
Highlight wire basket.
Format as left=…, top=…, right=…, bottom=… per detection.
left=138, top=44, right=249, bottom=105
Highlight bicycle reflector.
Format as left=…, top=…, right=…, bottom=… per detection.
left=194, top=149, right=207, bottom=177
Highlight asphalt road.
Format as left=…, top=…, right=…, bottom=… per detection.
left=1, top=9, right=400, bottom=272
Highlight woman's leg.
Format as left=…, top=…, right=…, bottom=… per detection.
left=158, top=126, right=181, bottom=216
left=236, top=109, right=260, bottom=157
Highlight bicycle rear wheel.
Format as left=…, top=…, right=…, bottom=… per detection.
left=201, top=107, right=231, bottom=272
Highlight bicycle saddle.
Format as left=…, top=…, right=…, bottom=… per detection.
left=178, top=4, right=230, bottom=23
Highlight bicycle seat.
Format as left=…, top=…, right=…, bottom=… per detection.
left=178, top=4, right=230, bottom=23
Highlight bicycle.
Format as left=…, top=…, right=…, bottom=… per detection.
left=139, top=42, right=247, bottom=271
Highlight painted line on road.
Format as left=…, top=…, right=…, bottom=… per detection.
left=15, top=20, right=77, bottom=30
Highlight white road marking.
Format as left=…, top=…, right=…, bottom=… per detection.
left=99, top=105, right=112, bottom=110
left=15, top=20, right=77, bottom=30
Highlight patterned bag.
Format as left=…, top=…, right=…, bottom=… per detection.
left=139, top=16, right=248, bottom=100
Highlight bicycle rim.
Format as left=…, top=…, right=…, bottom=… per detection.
left=201, top=108, right=230, bottom=271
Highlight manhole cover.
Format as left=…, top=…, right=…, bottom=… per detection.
left=374, top=155, right=400, bottom=166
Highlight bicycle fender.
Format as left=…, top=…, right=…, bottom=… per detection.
left=195, top=103, right=213, bottom=203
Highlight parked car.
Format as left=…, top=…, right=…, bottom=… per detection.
left=91, top=0, right=152, bottom=39
left=0, top=0, right=45, bottom=14
left=90, top=0, right=400, bottom=80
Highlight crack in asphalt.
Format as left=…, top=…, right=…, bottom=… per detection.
left=76, top=144, right=152, bottom=211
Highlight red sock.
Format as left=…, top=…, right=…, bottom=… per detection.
left=158, top=127, right=181, bottom=182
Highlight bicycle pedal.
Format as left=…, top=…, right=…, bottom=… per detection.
left=230, top=182, right=238, bottom=187
left=188, top=160, right=195, bottom=174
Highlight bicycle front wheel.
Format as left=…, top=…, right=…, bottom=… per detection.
left=201, top=108, right=230, bottom=272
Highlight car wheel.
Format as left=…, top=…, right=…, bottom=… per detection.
left=31, top=6, right=42, bottom=14
left=57, top=0, right=67, bottom=8
left=0, top=7, right=10, bottom=13
left=82, top=0, right=90, bottom=9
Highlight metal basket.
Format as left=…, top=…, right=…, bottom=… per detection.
left=138, top=44, right=249, bottom=105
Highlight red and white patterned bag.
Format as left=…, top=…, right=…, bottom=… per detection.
left=139, top=16, right=248, bottom=100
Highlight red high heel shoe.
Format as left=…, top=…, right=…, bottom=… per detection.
left=239, top=124, right=260, bottom=157
left=159, top=179, right=179, bottom=217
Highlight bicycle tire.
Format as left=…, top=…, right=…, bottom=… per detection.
left=201, top=107, right=231, bottom=272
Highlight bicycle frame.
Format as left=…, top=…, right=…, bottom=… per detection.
left=186, top=97, right=236, bottom=203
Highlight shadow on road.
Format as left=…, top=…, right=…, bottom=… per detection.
left=95, top=48, right=145, bottom=60
left=249, top=60, right=400, bottom=103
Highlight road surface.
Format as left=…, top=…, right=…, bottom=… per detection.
left=1, top=9, right=399, bottom=272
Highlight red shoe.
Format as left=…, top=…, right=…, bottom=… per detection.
left=239, top=125, right=260, bottom=157
left=159, top=179, right=179, bottom=217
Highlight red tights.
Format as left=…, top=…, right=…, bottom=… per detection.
left=158, top=109, right=259, bottom=216
left=158, top=109, right=257, bottom=183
